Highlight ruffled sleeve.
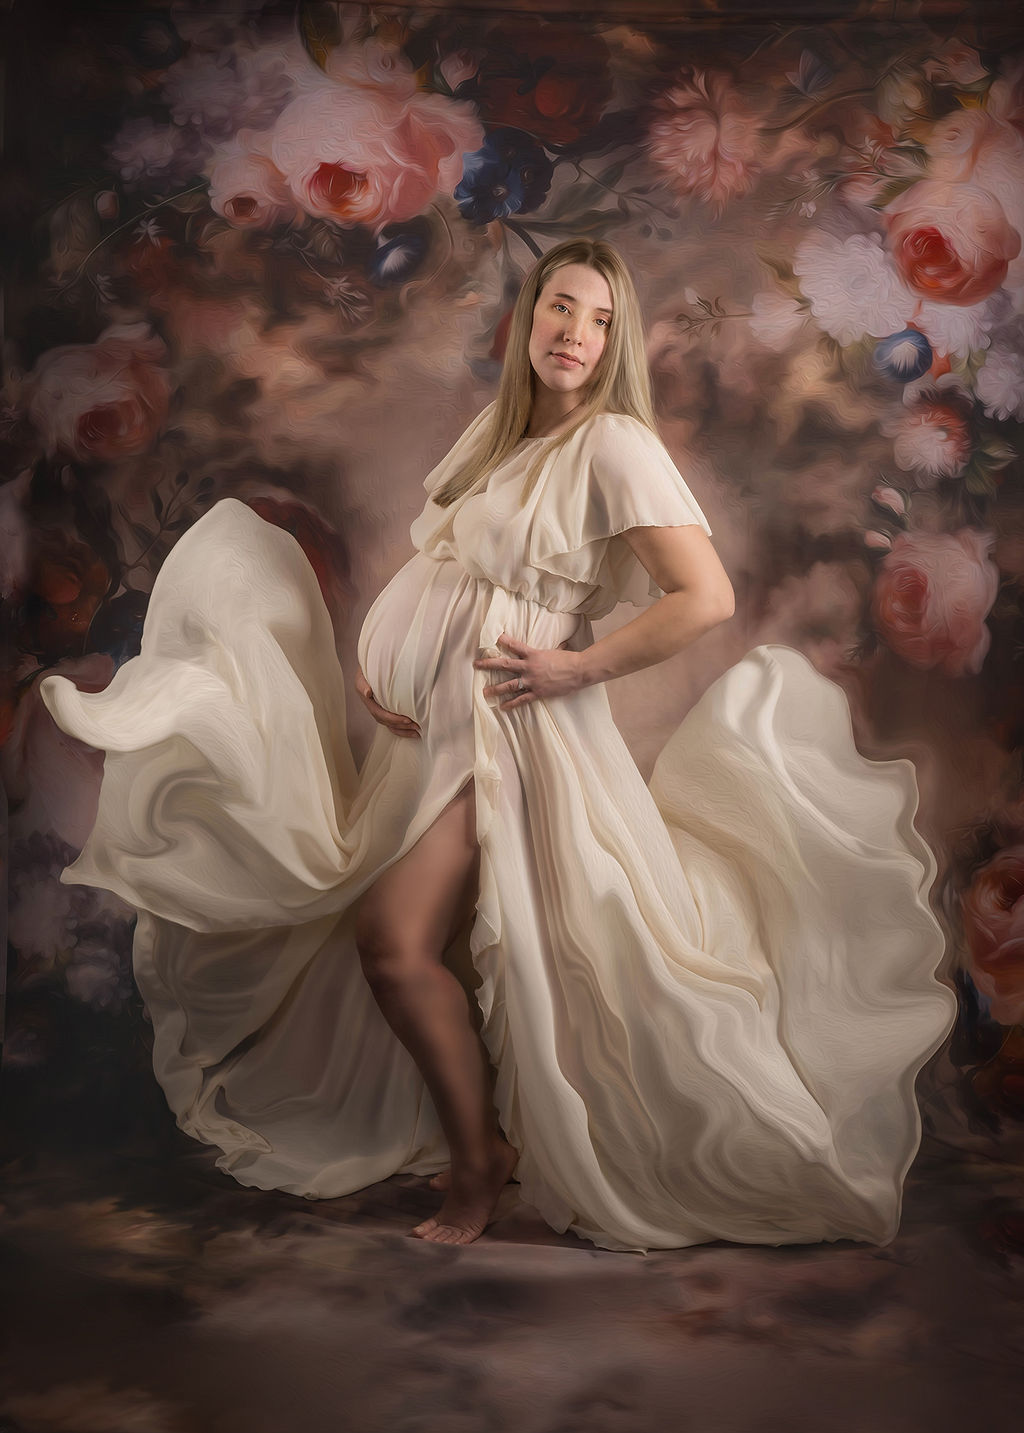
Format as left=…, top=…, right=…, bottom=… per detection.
left=528, top=413, right=713, bottom=610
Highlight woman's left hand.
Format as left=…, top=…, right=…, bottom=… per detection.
left=473, top=633, right=583, bottom=710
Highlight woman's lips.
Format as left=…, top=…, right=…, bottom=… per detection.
left=551, top=352, right=582, bottom=368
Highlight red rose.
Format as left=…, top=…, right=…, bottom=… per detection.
left=885, top=180, right=1021, bottom=307
left=28, top=323, right=171, bottom=463
left=962, top=846, right=1024, bottom=1027
left=477, top=23, right=611, bottom=145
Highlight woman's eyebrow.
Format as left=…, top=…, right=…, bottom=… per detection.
left=552, top=291, right=613, bottom=316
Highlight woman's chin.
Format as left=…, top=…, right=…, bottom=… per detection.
left=533, top=368, right=587, bottom=396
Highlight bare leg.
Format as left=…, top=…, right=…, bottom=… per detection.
left=354, top=782, right=518, bottom=1244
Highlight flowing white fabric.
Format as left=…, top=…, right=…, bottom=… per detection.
left=41, top=407, right=956, bottom=1252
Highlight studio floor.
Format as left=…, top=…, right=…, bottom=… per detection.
left=2, top=1095, right=1023, bottom=1433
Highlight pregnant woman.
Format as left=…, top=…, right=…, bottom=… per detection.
left=41, top=238, right=956, bottom=1252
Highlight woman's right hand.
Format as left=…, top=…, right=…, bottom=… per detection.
left=355, top=667, right=421, bottom=739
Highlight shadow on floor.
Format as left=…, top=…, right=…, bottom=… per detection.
left=1, top=1082, right=1023, bottom=1433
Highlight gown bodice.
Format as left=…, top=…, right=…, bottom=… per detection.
left=407, top=402, right=714, bottom=618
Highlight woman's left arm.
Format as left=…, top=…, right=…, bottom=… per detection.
left=476, top=525, right=734, bottom=709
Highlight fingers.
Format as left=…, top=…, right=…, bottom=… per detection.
left=483, top=676, right=527, bottom=698
left=358, top=686, right=420, bottom=737
left=375, top=711, right=420, bottom=737
left=376, top=701, right=419, bottom=735
left=383, top=718, right=421, bottom=738
left=498, top=690, right=533, bottom=711
left=496, top=632, right=531, bottom=658
left=474, top=654, right=526, bottom=674
left=485, top=677, right=535, bottom=710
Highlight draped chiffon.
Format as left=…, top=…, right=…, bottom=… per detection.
left=40, top=408, right=956, bottom=1252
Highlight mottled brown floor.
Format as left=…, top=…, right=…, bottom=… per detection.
left=1, top=1103, right=1023, bottom=1433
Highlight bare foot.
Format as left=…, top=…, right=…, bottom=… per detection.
left=410, top=1140, right=519, bottom=1245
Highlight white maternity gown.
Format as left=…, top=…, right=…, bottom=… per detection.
left=41, top=404, right=956, bottom=1253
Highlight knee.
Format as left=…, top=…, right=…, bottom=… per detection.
left=354, top=913, right=424, bottom=989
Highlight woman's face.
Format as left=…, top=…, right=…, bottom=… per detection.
left=528, top=263, right=613, bottom=401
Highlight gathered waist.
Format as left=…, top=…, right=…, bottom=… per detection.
left=416, top=549, right=588, bottom=623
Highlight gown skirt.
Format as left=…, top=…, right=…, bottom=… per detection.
left=41, top=483, right=956, bottom=1253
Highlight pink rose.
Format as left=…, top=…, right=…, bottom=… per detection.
left=269, top=80, right=482, bottom=230
left=926, top=112, right=1024, bottom=300
left=207, top=133, right=300, bottom=229
left=962, top=845, right=1024, bottom=1025
left=27, top=323, right=171, bottom=463
left=885, top=180, right=1021, bottom=306
left=927, top=111, right=1012, bottom=184
left=872, top=528, right=998, bottom=676
left=325, top=39, right=418, bottom=99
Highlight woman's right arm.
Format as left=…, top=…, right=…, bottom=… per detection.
left=355, top=668, right=421, bottom=739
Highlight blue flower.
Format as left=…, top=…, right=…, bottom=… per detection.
left=455, top=128, right=553, bottom=226
left=88, top=589, right=149, bottom=669
left=873, top=329, right=933, bottom=382
left=369, top=221, right=430, bottom=287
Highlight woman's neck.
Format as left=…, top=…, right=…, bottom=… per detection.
left=525, top=396, right=589, bottom=440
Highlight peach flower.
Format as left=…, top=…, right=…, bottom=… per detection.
left=887, top=397, right=972, bottom=484
left=647, top=70, right=763, bottom=213
left=269, top=80, right=482, bottom=230
left=27, top=323, right=171, bottom=463
left=871, top=528, right=998, bottom=676
left=962, top=845, right=1024, bottom=1025
left=885, top=180, right=1021, bottom=306
left=207, top=132, right=300, bottom=229
left=923, top=40, right=987, bottom=87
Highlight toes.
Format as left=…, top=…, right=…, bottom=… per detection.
left=422, top=1223, right=480, bottom=1245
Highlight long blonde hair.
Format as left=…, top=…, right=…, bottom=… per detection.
left=433, top=238, right=657, bottom=508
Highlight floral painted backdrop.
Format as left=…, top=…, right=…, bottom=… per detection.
left=2, top=0, right=1024, bottom=1187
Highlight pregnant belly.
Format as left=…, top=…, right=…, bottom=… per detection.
left=357, top=551, right=583, bottom=729
left=357, top=553, right=478, bottom=727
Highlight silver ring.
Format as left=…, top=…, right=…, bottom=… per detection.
left=516, top=676, right=527, bottom=694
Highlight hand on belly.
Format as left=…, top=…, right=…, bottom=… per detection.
left=355, top=666, right=420, bottom=738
